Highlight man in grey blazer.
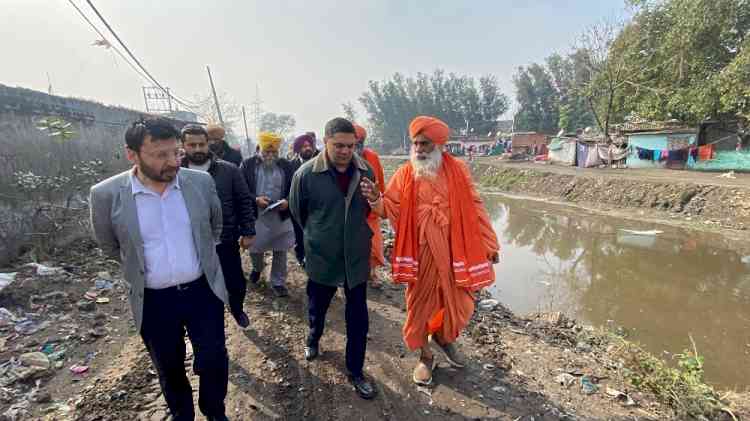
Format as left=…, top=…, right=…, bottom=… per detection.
left=90, top=118, right=230, bottom=421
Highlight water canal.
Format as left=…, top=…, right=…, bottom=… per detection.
left=484, top=194, right=750, bottom=389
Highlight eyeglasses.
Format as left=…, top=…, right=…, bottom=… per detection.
left=140, top=148, right=183, bottom=161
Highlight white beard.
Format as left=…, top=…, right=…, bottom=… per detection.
left=411, top=148, right=443, bottom=179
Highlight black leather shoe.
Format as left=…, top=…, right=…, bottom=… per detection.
left=304, top=345, right=319, bottom=361
left=233, top=312, right=250, bottom=329
left=249, top=272, right=261, bottom=284
left=349, top=375, right=377, bottom=400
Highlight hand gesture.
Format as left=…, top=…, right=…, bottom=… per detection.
left=278, top=199, right=289, bottom=211
left=239, top=236, right=255, bottom=250
left=256, top=196, right=271, bottom=209
left=360, top=177, right=379, bottom=202
left=488, top=251, right=500, bottom=264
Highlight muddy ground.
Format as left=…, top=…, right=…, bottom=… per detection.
left=1, top=238, right=746, bottom=420
left=1, top=157, right=749, bottom=419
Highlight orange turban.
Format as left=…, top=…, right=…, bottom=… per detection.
left=206, top=124, right=225, bottom=140
left=353, top=124, right=367, bottom=142
left=409, top=116, right=450, bottom=145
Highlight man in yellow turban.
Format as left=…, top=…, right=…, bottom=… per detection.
left=240, top=132, right=296, bottom=297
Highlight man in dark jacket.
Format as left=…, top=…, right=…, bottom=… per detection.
left=288, top=133, right=319, bottom=267
left=289, top=118, right=377, bottom=400
left=207, top=124, right=243, bottom=167
left=181, top=124, right=255, bottom=328
left=239, top=132, right=295, bottom=297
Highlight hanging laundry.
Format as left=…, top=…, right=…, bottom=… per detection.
left=698, top=144, right=715, bottom=161
left=637, top=147, right=651, bottom=160
left=659, top=149, right=669, bottom=161
left=652, top=150, right=660, bottom=161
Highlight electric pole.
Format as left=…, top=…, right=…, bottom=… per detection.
left=206, top=65, right=224, bottom=126
left=251, top=83, right=263, bottom=135
left=242, top=106, right=252, bottom=155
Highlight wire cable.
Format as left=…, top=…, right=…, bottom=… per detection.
left=83, top=0, right=198, bottom=109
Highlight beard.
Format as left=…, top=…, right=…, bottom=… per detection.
left=411, top=148, right=443, bottom=179
left=186, top=151, right=210, bottom=165
left=139, top=160, right=178, bottom=183
left=300, top=149, right=315, bottom=160
left=262, top=152, right=278, bottom=168
left=209, top=142, right=224, bottom=155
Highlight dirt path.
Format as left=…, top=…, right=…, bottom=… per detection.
left=64, top=252, right=683, bottom=421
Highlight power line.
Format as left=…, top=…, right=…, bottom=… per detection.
left=66, top=0, right=153, bottom=87
left=83, top=0, right=198, bottom=110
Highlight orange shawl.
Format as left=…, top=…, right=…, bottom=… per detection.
left=391, top=153, right=494, bottom=290
left=362, top=148, right=385, bottom=193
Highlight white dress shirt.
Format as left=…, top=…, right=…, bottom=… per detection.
left=131, top=171, right=202, bottom=289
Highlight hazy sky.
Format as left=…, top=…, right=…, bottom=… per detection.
left=2, top=0, right=626, bottom=135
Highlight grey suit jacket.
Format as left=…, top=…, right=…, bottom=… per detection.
left=89, top=168, right=229, bottom=332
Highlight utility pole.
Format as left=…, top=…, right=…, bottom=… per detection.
left=206, top=65, right=224, bottom=126
left=242, top=106, right=252, bottom=155
left=251, top=84, right=263, bottom=135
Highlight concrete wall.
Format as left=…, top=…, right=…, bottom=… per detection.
left=0, top=84, right=191, bottom=265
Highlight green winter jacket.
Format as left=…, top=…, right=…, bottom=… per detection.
left=289, top=152, right=374, bottom=288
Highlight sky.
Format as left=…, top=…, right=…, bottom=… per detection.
left=1, top=0, right=628, bottom=136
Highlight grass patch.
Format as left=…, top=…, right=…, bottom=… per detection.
left=612, top=336, right=735, bottom=420
left=480, top=170, right=531, bottom=190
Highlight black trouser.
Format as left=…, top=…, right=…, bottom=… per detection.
left=216, top=240, right=247, bottom=316
left=292, top=219, right=305, bottom=264
left=140, top=276, right=228, bottom=420
left=306, top=280, right=369, bottom=377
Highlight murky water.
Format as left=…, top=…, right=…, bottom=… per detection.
left=485, top=195, right=750, bottom=389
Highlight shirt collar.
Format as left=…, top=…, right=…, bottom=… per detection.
left=130, top=168, right=181, bottom=196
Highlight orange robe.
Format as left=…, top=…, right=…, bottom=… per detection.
left=380, top=163, right=499, bottom=350
left=362, top=148, right=386, bottom=268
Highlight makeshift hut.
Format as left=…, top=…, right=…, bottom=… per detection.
left=548, top=137, right=577, bottom=166
left=511, top=132, right=549, bottom=155
left=690, top=120, right=750, bottom=172
left=625, top=129, right=698, bottom=170
left=576, top=141, right=602, bottom=168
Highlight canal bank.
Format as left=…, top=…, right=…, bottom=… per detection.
left=378, top=156, right=750, bottom=418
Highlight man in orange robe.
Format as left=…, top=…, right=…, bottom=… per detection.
left=353, top=124, right=386, bottom=288
left=362, top=116, right=500, bottom=386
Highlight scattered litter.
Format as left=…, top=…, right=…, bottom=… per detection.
left=717, top=171, right=737, bottom=179
left=575, top=341, right=593, bottom=353
left=96, top=297, right=110, bottom=304
left=491, top=386, right=507, bottom=394
left=0, top=308, right=19, bottom=327
left=84, top=291, right=99, bottom=301
left=606, top=386, right=636, bottom=406
left=94, top=279, right=114, bottom=290
left=76, top=300, right=96, bottom=312
left=483, top=364, right=495, bottom=371
left=19, top=352, right=50, bottom=370
left=477, top=299, right=499, bottom=311
left=14, top=319, right=48, bottom=336
left=25, top=263, right=66, bottom=276
left=618, top=229, right=663, bottom=236
left=69, top=365, right=88, bottom=375
left=0, top=273, right=17, bottom=292
left=554, top=373, right=576, bottom=388
left=580, top=375, right=599, bottom=395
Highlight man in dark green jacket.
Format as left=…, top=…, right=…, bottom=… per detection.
left=289, top=118, right=377, bottom=400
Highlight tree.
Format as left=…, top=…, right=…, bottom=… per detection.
left=192, top=92, right=243, bottom=141
left=513, top=64, right=560, bottom=134
left=259, top=112, right=296, bottom=138
left=342, top=101, right=359, bottom=123
left=614, top=0, right=750, bottom=124
left=359, top=70, right=509, bottom=150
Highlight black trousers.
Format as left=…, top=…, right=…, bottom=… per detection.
left=140, top=276, right=228, bottom=420
left=292, top=219, right=305, bottom=264
left=216, top=241, right=247, bottom=316
left=306, top=280, right=369, bottom=377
